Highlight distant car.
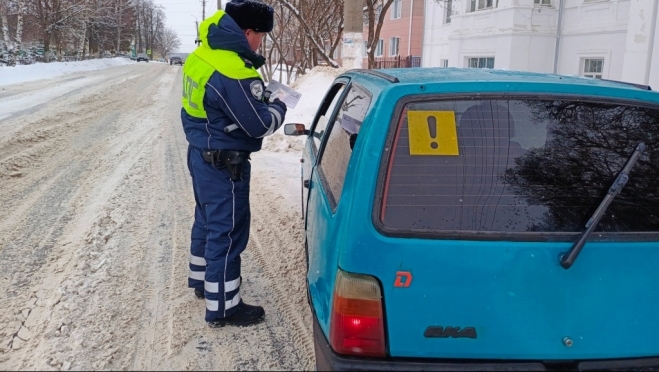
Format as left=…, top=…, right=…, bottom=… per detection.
left=170, top=56, right=183, bottom=65
left=285, top=68, right=659, bottom=371
left=157, top=58, right=165, bottom=63
left=136, top=53, right=149, bottom=62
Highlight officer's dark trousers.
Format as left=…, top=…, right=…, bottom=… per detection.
left=186, top=145, right=250, bottom=321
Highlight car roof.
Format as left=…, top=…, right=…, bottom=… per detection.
left=340, top=67, right=655, bottom=97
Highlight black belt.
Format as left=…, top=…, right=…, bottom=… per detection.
left=202, top=150, right=250, bottom=181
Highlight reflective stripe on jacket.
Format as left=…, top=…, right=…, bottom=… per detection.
left=181, top=10, right=286, bottom=152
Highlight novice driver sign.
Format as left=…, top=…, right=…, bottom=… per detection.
left=407, top=111, right=460, bottom=156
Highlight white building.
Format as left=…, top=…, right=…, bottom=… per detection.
left=422, top=0, right=659, bottom=87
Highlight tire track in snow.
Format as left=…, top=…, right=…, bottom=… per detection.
left=0, top=63, right=315, bottom=371
left=247, top=153, right=315, bottom=369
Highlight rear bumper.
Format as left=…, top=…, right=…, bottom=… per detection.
left=312, top=315, right=659, bottom=371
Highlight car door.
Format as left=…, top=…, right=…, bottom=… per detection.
left=306, top=83, right=374, bottom=331
left=301, top=79, right=348, bottom=223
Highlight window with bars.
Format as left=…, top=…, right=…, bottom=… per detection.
left=391, top=0, right=402, bottom=19
left=582, top=58, right=604, bottom=79
left=534, top=0, right=551, bottom=5
left=389, top=37, right=400, bottom=56
left=468, top=57, right=495, bottom=69
left=470, top=0, right=494, bottom=11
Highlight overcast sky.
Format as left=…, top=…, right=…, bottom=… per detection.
left=155, top=0, right=227, bottom=53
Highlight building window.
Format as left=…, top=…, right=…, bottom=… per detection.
left=582, top=58, right=604, bottom=79
left=470, top=0, right=494, bottom=11
left=468, top=57, right=495, bottom=68
left=391, top=0, right=402, bottom=19
left=445, top=0, right=453, bottom=23
left=534, top=0, right=551, bottom=4
left=375, top=39, right=384, bottom=57
left=389, top=37, right=400, bottom=56
left=440, top=59, right=449, bottom=67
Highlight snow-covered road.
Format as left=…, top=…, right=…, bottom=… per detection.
left=0, top=63, right=313, bottom=370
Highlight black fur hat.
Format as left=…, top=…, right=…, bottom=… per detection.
left=225, top=0, right=275, bottom=33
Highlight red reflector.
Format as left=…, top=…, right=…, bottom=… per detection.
left=329, top=271, right=386, bottom=358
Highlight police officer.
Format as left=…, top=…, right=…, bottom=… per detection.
left=181, top=0, right=287, bottom=327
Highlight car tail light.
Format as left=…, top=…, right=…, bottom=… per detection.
left=329, top=269, right=386, bottom=358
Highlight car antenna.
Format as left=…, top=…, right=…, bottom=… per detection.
left=560, top=142, right=646, bottom=269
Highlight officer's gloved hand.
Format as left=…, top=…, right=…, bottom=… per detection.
left=270, top=98, right=287, bottom=114
left=263, top=90, right=272, bottom=104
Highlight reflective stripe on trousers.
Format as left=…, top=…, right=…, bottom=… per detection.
left=186, top=145, right=250, bottom=320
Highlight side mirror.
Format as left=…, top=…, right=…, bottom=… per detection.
left=284, top=123, right=309, bottom=136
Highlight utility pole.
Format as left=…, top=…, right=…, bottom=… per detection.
left=342, top=0, right=364, bottom=69
left=201, top=0, right=206, bottom=20
left=218, top=0, right=222, bottom=10
left=193, top=16, right=200, bottom=45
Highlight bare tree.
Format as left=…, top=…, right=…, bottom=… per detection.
left=1, top=1, right=12, bottom=55
left=27, top=0, right=88, bottom=61
left=260, top=1, right=302, bottom=84
left=1, top=0, right=26, bottom=63
left=157, top=26, right=179, bottom=59
left=15, top=0, right=24, bottom=52
left=76, top=0, right=89, bottom=57
left=113, top=0, right=132, bottom=53
left=364, top=0, right=395, bottom=69
left=271, top=0, right=342, bottom=68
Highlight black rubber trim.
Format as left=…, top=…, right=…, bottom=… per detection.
left=351, top=69, right=400, bottom=83
left=307, top=284, right=659, bottom=371
left=600, top=79, right=652, bottom=91
left=313, top=314, right=659, bottom=371
left=579, top=357, right=659, bottom=370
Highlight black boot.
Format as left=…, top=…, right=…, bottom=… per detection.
left=208, top=302, right=265, bottom=327
left=194, top=289, right=205, bottom=299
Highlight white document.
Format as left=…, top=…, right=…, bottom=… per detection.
left=267, top=80, right=302, bottom=109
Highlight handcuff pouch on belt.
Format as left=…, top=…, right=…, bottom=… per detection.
left=202, top=150, right=250, bottom=181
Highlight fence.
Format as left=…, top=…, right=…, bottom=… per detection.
left=373, top=55, right=421, bottom=69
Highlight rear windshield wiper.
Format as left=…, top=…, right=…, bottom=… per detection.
left=560, top=142, right=646, bottom=269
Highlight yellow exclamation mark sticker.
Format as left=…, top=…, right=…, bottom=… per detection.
left=407, top=111, right=459, bottom=156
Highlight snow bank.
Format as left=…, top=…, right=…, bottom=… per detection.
left=262, top=66, right=347, bottom=153
left=0, top=58, right=135, bottom=87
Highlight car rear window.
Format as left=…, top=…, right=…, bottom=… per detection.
left=379, top=97, right=659, bottom=237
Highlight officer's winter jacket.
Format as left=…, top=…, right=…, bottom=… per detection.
left=181, top=10, right=286, bottom=152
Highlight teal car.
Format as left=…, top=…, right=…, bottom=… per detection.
left=284, top=68, right=659, bottom=371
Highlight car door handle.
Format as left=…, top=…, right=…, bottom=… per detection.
left=303, top=179, right=310, bottom=189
